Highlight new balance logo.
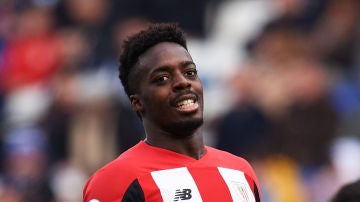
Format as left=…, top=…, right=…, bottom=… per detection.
left=173, top=189, right=192, bottom=201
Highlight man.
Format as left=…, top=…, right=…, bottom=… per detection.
left=83, top=23, right=261, bottom=202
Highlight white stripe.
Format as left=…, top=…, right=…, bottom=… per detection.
left=151, top=167, right=203, bottom=202
left=218, top=167, right=256, bottom=202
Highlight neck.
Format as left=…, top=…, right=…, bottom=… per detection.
left=144, top=129, right=206, bottom=160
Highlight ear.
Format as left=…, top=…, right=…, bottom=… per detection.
left=130, top=95, right=144, bottom=114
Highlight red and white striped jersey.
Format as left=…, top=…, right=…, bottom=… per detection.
left=83, top=141, right=261, bottom=202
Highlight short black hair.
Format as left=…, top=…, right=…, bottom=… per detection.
left=119, top=23, right=188, bottom=98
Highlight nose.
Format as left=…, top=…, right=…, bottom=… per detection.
left=173, top=72, right=191, bottom=91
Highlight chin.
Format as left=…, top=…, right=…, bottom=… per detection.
left=170, top=117, right=204, bottom=133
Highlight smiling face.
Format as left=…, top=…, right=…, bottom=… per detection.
left=129, top=42, right=204, bottom=137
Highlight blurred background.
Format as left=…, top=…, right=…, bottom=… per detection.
left=0, top=0, right=359, bottom=201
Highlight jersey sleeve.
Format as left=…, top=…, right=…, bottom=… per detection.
left=82, top=172, right=121, bottom=202
left=83, top=168, right=138, bottom=202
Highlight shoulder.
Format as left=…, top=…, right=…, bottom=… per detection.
left=205, top=146, right=262, bottom=201
left=206, top=146, right=251, bottom=164
left=205, top=146, right=258, bottom=180
left=83, top=143, right=145, bottom=202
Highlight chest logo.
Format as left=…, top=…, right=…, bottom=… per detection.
left=173, top=189, right=192, bottom=201
left=232, top=182, right=252, bottom=202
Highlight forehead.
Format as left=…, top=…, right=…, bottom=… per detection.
left=137, top=42, right=192, bottom=70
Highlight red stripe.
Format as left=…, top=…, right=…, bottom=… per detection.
left=138, top=173, right=164, bottom=202
left=187, top=167, right=233, bottom=202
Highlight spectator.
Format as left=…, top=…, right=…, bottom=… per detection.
left=331, top=179, right=360, bottom=202
left=0, top=126, right=54, bottom=201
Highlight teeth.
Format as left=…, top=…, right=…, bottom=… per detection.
left=176, top=99, right=195, bottom=108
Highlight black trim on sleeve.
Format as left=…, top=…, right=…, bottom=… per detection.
left=122, top=179, right=145, bottom=202
left=254, top=182, right=261, bottom=202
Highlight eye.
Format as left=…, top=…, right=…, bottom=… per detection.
left=185, top=69, right=198, bottom=77
left=154, top=75, right=169, bottom=83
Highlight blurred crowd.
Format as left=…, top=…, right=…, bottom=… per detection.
left=0, top=0, right=359, bottom=201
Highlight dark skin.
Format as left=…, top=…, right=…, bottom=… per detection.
left=129, top=42, right=205, bottom=159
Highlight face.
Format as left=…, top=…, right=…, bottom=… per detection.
left=130, top=42, right=204, bottom=136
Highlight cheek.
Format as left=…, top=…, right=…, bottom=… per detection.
left=194, top=81, right=204, bottom=96
left=142, top=88, right=169, bottom=110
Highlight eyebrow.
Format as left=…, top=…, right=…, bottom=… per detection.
left=181, top=61, right=196, bottom=67
left=150, top=66, right=171, bottom=76
left=150, top=61, right=196, bottom=75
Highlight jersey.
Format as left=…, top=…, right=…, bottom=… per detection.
left=83, top=141, right=261, bottom=202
